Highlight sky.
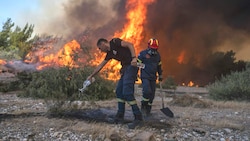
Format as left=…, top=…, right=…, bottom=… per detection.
left=0, top=0, right=67, bottom=35
left=0, top=0, right=40, bottom=27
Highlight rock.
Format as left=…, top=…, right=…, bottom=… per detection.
left=131, top=131, right=155, bottom=141
left=193, top=127, right=206, bottom=135
left=223, top=128, right=231, bottom=134
left=109, top=133, right=122, bottom=141
left=126, top=132, right=135, bottom=138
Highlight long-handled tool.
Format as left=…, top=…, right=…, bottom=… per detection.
left=160, top=82, right=174, bottom=118
left=79, top=77, right=95, bottom=93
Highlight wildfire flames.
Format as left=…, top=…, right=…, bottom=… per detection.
left=0, top=59, right=6, bottom=65
left=0, top=0, right=199, bottom=87
left=177, top=51, right=185, bottom=64
left=24, top=40, right=81, bottom=70
left=17, top=0, right=156, bottom=82
left=92, top=0, right=156, bottom=81
left=182, top=81, right=196, bottom=87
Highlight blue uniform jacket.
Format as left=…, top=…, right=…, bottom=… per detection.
left=138, top=49, right=163, bottom=81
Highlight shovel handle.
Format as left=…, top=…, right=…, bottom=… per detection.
left=160, top=82, right=165, bottom=108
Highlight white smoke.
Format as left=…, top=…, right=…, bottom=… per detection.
left=16, top=0, right=119, bottom=37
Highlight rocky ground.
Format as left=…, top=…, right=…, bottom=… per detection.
left=0, top=73, right=250, bottom=141
left=1, top=92, right=250, bottom=141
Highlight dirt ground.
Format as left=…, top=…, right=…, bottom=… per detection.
left=0, top=89, right=250, bottom=141
left=0, top=73, right=249, bottom=140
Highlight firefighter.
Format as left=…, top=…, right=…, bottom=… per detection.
left=137, top=38, right=163, bottom=117
left=87, top=38, right=143, bottom=129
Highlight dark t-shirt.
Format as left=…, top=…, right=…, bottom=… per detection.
left=104, top=38, right=132, bottom=67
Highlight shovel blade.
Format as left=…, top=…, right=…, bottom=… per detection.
left=160, top=107, right=174, bottom=118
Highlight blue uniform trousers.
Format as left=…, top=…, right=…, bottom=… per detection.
left=141, top=78, right=156, bottom=107
left=115, top=65, right=141, bottom=115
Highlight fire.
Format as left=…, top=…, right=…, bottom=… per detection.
left=25, top=40, right=81, bottom=70
left=22, top=0, right=156, bottom=82
left=182, top=81, right=196, bottom=87
left=177, top=50, right=185, bottom=64
left=114, top=0, right=155, bottom=51
left=93, top=0, right=156, bottom=81
left=187, top=81, right=194, bottom=87
left=38, top=40, right=81, bottom=70
left=0, top=59, right=6, bottom=65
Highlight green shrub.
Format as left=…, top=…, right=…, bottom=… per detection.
left=207, top=63, right=250, bottom=101
left=161, top=76, right=177, bottom=90
left=16, top=66, right=116, bottom=115
left=18, top=66, right=116, bottom=101
left=0, top=81, right=20, bottom=92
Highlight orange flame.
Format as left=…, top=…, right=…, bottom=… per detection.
left=23, top=0, right=156, bottom=82
left=0, top=59, right=6, bottom=65
left=93, top=0, right=156, bottom=81
left=39, top=40, right=80, bottom=70
left=177, top=50, right=185, bottom=64
left=25, top=40, right=81, bottom=70
left=114, top=0, right=155, bottom=51
left=182, top=81, right=197, bottom=87
left=187, top=81, right=194, bottom=87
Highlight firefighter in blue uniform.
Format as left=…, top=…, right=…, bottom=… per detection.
left=87, top=38, right=143, bottom=129
left=137, top=38, right=163, bottom=117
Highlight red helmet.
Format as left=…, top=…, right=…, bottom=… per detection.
left=148, top=38, right=159, bottom=49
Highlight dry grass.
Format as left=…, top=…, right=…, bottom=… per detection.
left=209, top=100, right=250, bottom=109
left=166, top=94, right=250, bottom=110
left=95, top=99, right=117, bottom=108
left=169, top=94, right=212, bottom=108
left=162, top=94, right=250, bottom=131
left=205, top=119, right=245, bottom=130
left=70, top=121, right=143, bottom=140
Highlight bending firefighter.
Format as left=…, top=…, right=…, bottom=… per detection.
left=87, top=38, right=143, bottom=129
left=137, top=38, right=163, bottom=117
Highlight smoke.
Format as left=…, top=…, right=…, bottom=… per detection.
left=32, top=0, right=250, bottom=59
left=62, top=0, right=123, bottom=38
left=20, top=0, right=68, bottom=36
left=31, top=0, right=125, bottom=40
left=142, top=0, right=250, bottom=85
left=30, top=0, right=250, bottom=85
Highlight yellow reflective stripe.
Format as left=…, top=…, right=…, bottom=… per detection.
left=117, top=98, right=125, bottom=103
left=149, top=39, right=154, bottom=45
left=142, top=97, right=149, bottom=101
left=158, top=61, right=162, bottom=65
left=155, top=39, right=159, bottom=46
left=127, top=100, right=137, bottom=105
left=148, top=102, right=152, bottom=106
left=137, top=58, right=142, bottom=63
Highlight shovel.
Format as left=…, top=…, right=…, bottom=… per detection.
left=160, top=82, right=174, bottom=118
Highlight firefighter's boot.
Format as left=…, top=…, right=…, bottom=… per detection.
left=141, top=101, right=147, bottom=116
left=114, top=112, right=124, bottom=124
left=127, top=114, right=143, bottom=129
left=108, top=112, right=124, bottom=124
left=145, top=105, right=152, bottom=117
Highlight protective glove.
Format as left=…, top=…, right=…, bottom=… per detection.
left=158, top=75, right=163, bottom=81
